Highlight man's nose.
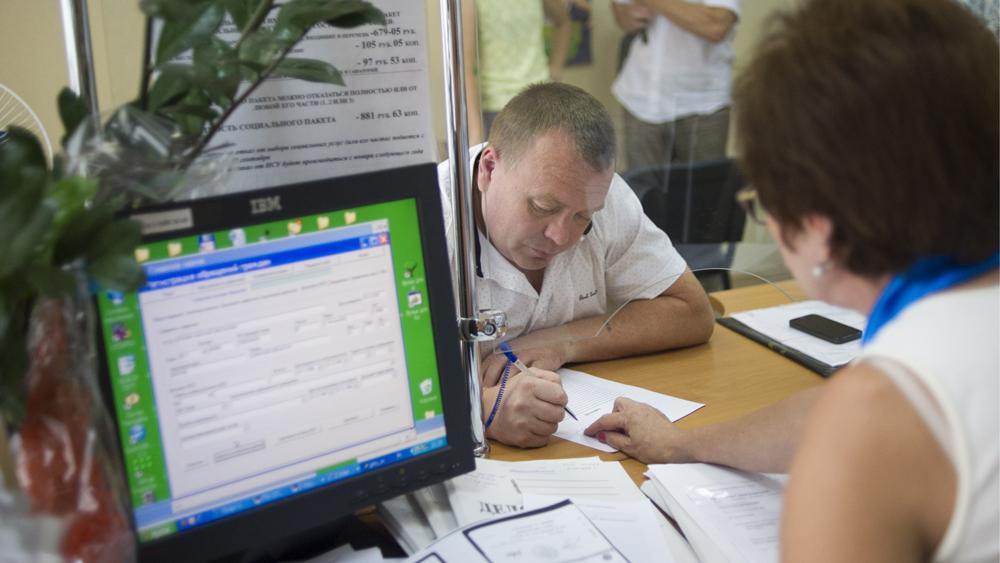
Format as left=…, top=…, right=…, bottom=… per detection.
left=544, top=216, right=575, bottom=247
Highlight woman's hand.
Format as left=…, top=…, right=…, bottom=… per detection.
left=584, top=397, right=693, bottom=464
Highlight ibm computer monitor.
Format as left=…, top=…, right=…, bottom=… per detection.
left=94, top=164, right=474, bottom=562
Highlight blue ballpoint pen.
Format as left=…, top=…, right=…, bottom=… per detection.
left=498, top=342, right=578, bottom=421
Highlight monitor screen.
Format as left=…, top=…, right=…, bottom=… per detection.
left=94, top=164, right=473, bottom=561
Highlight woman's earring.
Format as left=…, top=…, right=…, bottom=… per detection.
left=811, top=262, right=828, bottom=278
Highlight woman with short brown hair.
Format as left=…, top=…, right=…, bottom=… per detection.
left=586, top=0, right=999, bottom=559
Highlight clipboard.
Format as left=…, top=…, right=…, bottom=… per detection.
left=717, top=316, right=838, bottom=377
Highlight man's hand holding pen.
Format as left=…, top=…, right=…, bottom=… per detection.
left=479, top=343, right=574, bottom=448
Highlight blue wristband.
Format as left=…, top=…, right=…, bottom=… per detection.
left=484, top=361, right=512, bottom=431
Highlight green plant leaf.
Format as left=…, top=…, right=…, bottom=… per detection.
left=0, top=198, right=57, bottom=280
left=0, top=292, right=7, bottom=343
left=194, top=38, right=242, bottom=108
left=86, top=218, right=144, bottom=264
left=272, top=57, right=344, bottom=85
left=239, top=60, right=266, bottom=82
left=0, top=127, right=47, bottom=200
left=141, top=0, right=215, bottom=19
left=57, top=88, right=88, bottom=148
left=0, top=321, right=28, bottom=428
left=83, top=217, right=146, bottom=292
left=162, top=102, right=220, bottom=122
left=223, top=0, right=270, bottom=30
left=273, top=0, right=385, bottom=43
left=52, top=205, right=115, bottom=266
left=239, top=29, right=290, bottom=66
left=24, top=264, right=77, bottom=296
left=49, top=175, right=98, bottom=233
left=155, top=1, right=226, bottom=65
left=88, top=253, right=146, bottom=292
left=148, top=64, right=195, bottom=112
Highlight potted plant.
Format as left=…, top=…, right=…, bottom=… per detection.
left=0, top=1, right=385, bottom=559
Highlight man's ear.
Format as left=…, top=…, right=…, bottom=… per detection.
left=477, top=147, right=499, bottom=192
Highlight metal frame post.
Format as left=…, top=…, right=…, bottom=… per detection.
left=439, top=0, right=488, bottom=456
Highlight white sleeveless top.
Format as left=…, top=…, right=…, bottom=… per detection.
left=858, top=285, right=999, bottom=563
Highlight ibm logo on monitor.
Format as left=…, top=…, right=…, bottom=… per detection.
left=250, top=196, right=282, bottom=215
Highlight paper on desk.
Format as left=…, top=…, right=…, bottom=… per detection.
left=522, top=494, right=676, bottom=563
left=444, top=458, right=522, bottom=527
left=406, top=500, right=627, bottom=563
left=377, top=494, right=435, bottom=555
left=639, top=482, right=701, bottom=563
left=730, top=300, right=866, bottom=367
left=555, top=368, right=704, bottom=452
left=298, top=544, right=388, bottom=563
left=444, top=457, right=642, bottom=527
left=411, top=484, right=457, bottom=538
left=646, top=464, right=787, bottom=563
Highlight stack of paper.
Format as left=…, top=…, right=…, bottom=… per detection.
left=379, top=457, right=698, bottom=562
left=294, top=543, right=391, bottom=562
left=643, top=463, right=787, bottom=563
left=377, top=494, right=435, bottom=555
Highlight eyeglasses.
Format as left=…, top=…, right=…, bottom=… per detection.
left=736, top=186, right=766, bottom=226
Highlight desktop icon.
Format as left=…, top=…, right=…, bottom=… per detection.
left=403, top=262, right=418, bottom=279
left=229, top=228, right=247, bottom=247
left=316, top=216, right=330, bottom=230
left=118, top=354, right=136, bottom=376
left=134, top=247, right=150, bottom=263
left=259, top=229, right=270, bottom=242
left=288, top=219, right=303, bottom=235
left=167, top=241, right=183, bottom=257
left=424, top=410, right=436, bottom=419
left=407, top=290, right=423, bottom=308
left=198, top=234, right=216, bottom=253
left=124, top=392, right=140, bottom=410
left=419, top=378, right=433, bottom=396
left=344, top=211, right=357, bottom=224
left=129, top=424, right=146, bottom=444
left=106, top=290, right=125, bottom=305
left=112, top=322, right=131, bottom=342
left=142, top=491, right=155, bottom=505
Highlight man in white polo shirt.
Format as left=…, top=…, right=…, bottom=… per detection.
left=438, top=83, right=714, bottom=447
left=612, top=0, right=740, bottom=170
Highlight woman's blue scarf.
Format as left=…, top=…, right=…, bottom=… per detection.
left=863, top=252, right=1000, bottom=345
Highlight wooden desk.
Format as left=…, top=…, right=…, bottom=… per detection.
left=488, top=281, right=825, bottom=484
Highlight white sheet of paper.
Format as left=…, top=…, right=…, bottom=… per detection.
left=522, top=495, right=676, bottom=563
left=444, top=458, right=642, bottom=526
left=647, top=464, right=787, bottom=563
left=406, top=500, right=626, bottom=563
left=555, top=369, right=704, bottom=452
left=411, top=484, right=458, bottom=538
left=463, top=500, right=627, bottom=563
left=647, top=500, right=701, bottom=563
left=642, top=480, right=719, bottom=563
left=377, top=494, right=436, bottom=555
left=507, top=457, right=642, bottom=501
left=297, top=544, right=387, bottom=563
left=444, top=458, right=522, bottom=527
left=182, top=0, right=435, bottom=196
left=730, top=300, right=866, bottom=367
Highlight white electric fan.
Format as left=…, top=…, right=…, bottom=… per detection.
left=0, top=84, right=53, bottom=165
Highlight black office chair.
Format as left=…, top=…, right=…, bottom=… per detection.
left=622, top=158, right=747, bottom=290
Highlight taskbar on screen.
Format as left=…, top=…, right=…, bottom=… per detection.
left=136, top=433, right=448, bottom=542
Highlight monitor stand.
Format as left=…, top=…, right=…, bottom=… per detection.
left=208, top=514, right=406, bottom=563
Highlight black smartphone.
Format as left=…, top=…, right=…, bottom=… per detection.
left=789, top=314, right=862, bottom=344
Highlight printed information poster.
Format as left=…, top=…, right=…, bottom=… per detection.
left=202, top=1, right=435, bottom=194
